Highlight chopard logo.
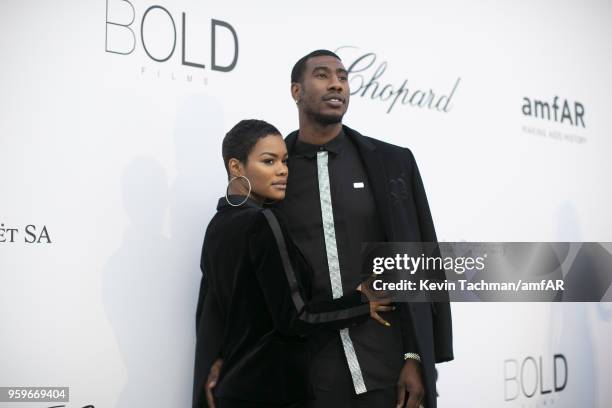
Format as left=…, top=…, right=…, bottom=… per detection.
left=336, top=46, right=461, bottom=114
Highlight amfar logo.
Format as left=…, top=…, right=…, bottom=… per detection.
left=504, top=354, right=568, bottom=402
left=105, top=0, right=238, bottom=75
left=521, top=96, right=585, bottom=128
left=335, top=46, right=461, bottom=115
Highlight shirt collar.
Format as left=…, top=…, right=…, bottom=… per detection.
left=292, top=129, right=345, bottom=158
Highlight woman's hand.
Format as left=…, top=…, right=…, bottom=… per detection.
left=205, top=358, right=223, bottom=408
left=357, top=279, right=395, bottom=326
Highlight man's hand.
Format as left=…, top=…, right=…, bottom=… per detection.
left=396, top=359, right=425, bottom=408
left=205, top=358, right=223, bottom=408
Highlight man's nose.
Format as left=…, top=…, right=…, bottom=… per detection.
left=328, top=75, right=343, bottom=91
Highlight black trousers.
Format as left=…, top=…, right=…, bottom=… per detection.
left=216, top=398, right=298, bottom=408
left=217, top=335, right=397, bottom=408
left=297, top=336, right=397, bottom=408
left=296, top=386, right=396, bottom=408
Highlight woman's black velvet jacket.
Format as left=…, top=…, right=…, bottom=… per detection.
left=197, top=196, right=371, bottom=405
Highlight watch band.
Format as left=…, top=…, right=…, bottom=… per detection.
left=404, top=352, right=421, bottom=362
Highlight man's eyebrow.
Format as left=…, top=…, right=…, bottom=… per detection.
left=312, top=66, right=347, bottom=75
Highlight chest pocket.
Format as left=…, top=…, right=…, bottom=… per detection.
left=344, top=180, right=372, bottom=217
left=389, top=174, right=409, bottom=205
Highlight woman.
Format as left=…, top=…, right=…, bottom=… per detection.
left=194, top=119, right=392, bottom=408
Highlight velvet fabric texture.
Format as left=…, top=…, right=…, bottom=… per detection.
left=192, top=197, right=370, bottom=407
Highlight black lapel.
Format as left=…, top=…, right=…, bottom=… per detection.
left=342, top=125, right=396, bottom=241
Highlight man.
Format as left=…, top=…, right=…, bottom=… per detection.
left=193, top=50, right=453, bottom=408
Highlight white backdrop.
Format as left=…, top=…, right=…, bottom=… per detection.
left=1, top=1, right=611, bottom=407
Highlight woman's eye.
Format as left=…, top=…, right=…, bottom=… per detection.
left=316, top=73, right=326, bottom=78
left=264, top=159, right=274, bottom=165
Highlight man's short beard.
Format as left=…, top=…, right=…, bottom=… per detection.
left=307, top=110, right=344, bottom=126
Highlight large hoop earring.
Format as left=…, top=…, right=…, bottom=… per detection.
left=225, top=175, right=252, bottom=207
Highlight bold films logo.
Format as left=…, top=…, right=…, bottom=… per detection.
left=521, top=95, right=587, bottom=144
left=335, top=46, right=461, bottom=115
left=504, top=354, right=568, bottom=406
left=105, top=0, right=238, bottom=84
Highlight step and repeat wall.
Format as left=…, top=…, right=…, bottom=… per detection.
left=1, top=1, right=611, bottom=407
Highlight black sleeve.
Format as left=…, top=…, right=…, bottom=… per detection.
left=192, top=253, right=225, bottom=408
left=194, top=252, right=209, bottom=334
left=407, top=147, right=454, bottom=363
left=397, top=302, right=419, bottom=355
left=249, top=209, right=371, bottom=336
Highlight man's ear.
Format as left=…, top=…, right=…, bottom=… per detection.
left=227, top=158, right=244, bottom=178
left=291, top=82, right=301, bottom=104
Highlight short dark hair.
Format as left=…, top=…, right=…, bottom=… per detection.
left=291, top=49, right=341, bottom=84
left=222, top=119, right=281, bottom=176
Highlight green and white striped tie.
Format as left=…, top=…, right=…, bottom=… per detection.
left=316, top=150, right=367, bottom=394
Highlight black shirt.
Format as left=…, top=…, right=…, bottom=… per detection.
left=279, top=130, right=386, bottom=297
